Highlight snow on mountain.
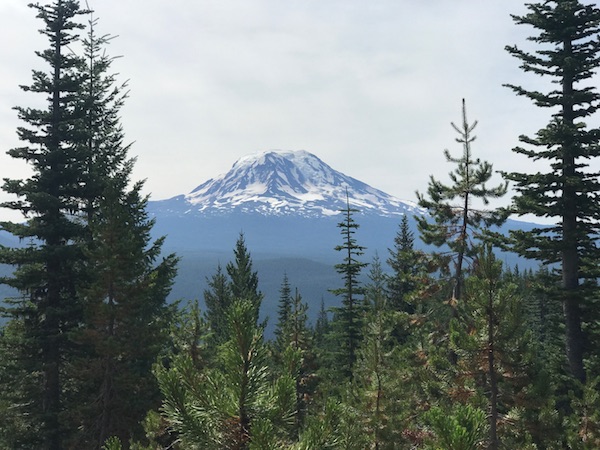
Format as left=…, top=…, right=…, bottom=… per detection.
left=152, top=150, right=421, bottom=218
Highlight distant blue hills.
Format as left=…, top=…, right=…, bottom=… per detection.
left=0, top=150, right=545, bottom=332
left=146, top=150, right=544, bottom=329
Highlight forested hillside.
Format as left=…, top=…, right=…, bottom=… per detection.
left=2, top=1, right=600, bottom=449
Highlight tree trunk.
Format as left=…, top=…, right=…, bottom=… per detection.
left=561, top=37, right=586, bottom=384
left=487, top=290, right=499, bottom=450
left=44, top=17, right=64, bottom=449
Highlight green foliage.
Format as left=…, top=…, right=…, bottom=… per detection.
left=0, top=2, right=90, bottom=447
left=273, top=282, right=315, bottom=439
left=3, top=2, right=600, bottom=448
left=0, top=5, right=177, bottom=448
left=227, top=233, right=264, bottom=323
left=274, top=273, right=293, bottom=353
left=416, top=99, right=507, bottom=300
left=387, top=215, right=423, bottom=313
left=171, top=299, right=210, bottom=370
left=351, top=255, right=404, bottom=448
left=565, top=377, right=600, bottom=449
left=0, top=318, right=44, bottom=449
left=424, top=404, right=487, bottom=450
left=329, top=195, right=368, bottom=380
left=203, top=263, right=232, bottom=349
left=69, top=179, right=177, bottom=448
left=450, top=247, right=547, bottom=448
left=156, top=299, right=296, bottom=449
left=293, top=397, right=370, bottom=450
left=204, top=234, right=263, bottom=355
left=503, top=0, right=600, bottom=383
left=102, top=436, right=123, bottom=450
left=313, top=298, right=331, bottom=348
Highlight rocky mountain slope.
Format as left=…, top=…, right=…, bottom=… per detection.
left=149, top=150, right=421, bottom=218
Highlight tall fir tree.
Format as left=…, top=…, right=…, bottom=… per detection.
left=274, top=273, right=293, bottom=353
left=76, top=12, right=130, bottom=220
left=503, top=0, right=600, bottom=384
left=416, top=99, right=507, bottom=301
left=0, top=2, right=89, bottom=448
left=72, top=180, right=177, bottom=449
left=329, top=193, right=368, bottom=380
left=66, top=14, right=177, bottom=449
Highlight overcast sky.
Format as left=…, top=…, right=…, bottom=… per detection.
left=1, top=1, right=598, bottom=223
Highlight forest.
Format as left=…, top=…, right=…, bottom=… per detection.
left=1, top=1, right=600, bottom=449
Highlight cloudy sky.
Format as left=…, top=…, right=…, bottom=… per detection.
left=1, top=1, right=596, bottom=222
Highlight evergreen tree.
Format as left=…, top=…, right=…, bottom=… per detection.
left=278, top=288, right=315, bottom=440
left=387, top=216, right=435, bottom=304
left=68, top=13, right=178, bottom=448
left=416, top=99, right=508, bottom=301
left=76, top=12, right=130, bottom=220
left=227, top=233, right=263, bottom=324
left=205, top=235, right=262, bottom=352
left=353, top=255, right=404, bottom=448
left=70, top=179, right=177, bottom=449
left=274, top=273, right=293, bottom=353
left=312, top=298, right=334, bottom=389
left=293, top=397, right=370, bottom=450
left=0, top=2, right=89, bottom=448
left=287, top=289, right=310, bottom=353
left=451, top=247, right=543, bottom=448
left=423, top=404, right=487, bottom=450
left=313, top=298, right=330, bottom=348
left=156, top=299, right=296, bottom=449
left=172, top=299, right=210, bottom=371
left=203, top=263, right=232, bottom=349
left=329, top=194, right=368, bottom=380
left=0, top=319, right=39, bottom=449
left=386, top=214, right=418, bottom=313
left=522, top=267, right=565, bottom=370
left=503, top=0, right=600, bottom=384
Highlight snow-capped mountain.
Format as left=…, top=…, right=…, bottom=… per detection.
left=145, top=150, right=538, bottom=314
left=150, top=150, right=421, bottom=218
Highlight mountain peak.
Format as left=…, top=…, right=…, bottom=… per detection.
left=153, top=150, right=420, bottom=218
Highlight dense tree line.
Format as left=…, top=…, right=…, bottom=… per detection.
left=2, top=1, right=600, bottom=449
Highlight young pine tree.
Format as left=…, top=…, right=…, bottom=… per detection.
left=156, top=299, right=296, bottom=449
left=451, top=248, right=533, bottom=448
left=274, top=286, right=315, bottom=441
left=313, top=298, right=330, bottom=348
left=353, top=255, right=404, bottom=448
left=416, top=99, right=507, bottom=302
left=503, top=0, right=600, bottom=384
